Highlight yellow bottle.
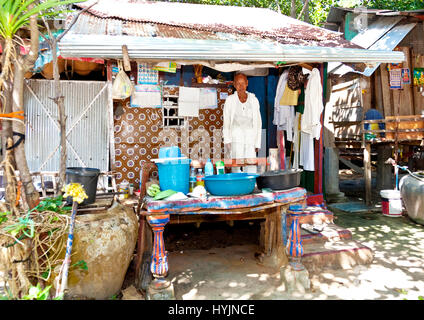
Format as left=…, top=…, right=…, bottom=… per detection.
left=196, top=168, right=205, bottom=187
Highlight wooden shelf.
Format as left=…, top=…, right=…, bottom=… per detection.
left=190, top=83, right=230, bottom=88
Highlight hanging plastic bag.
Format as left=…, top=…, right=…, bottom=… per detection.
left=112, top=60, right=134, bottom=100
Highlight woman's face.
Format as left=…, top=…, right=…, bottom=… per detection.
left=234, top=75, right=248, bottom=94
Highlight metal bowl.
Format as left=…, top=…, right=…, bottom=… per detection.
left=256, top=169, right=303, bottom=190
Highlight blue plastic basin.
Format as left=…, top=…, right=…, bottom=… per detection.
left=204, top=173, right=259, bottom=196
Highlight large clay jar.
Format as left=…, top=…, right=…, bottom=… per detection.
left=72, top=60, right=102, bottom=76
left=400, top=171, right=424, bottom=226
left=52, top=203, right=138, bottom=299
left=41, top=58, right=65, bottom=79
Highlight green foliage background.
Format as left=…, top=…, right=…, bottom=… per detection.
left=160, top=0, right=424, bottom=26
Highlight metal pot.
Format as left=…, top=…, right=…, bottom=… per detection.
left=256, top=169, right=303, bottom=191
left=399, top=171, right=424, bottom=225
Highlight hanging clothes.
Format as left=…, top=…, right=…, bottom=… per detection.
left=301, top=68, right=323, bottom=140
left=299, top=131, right=315, bottom=171
left=279, top=84, right=299, bottom=106
left=273, top=70, right=295, bottom=142
left=278, top=130, right=286, bottom=170
left=292, top=112, right=301, bottom=170
left=299, top=68, right=323, bottom=172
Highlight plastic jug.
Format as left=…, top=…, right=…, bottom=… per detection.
left=205, top=159, right=214, bottom=176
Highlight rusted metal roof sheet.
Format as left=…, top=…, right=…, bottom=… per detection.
left=73, top=0, right=359, bottom=49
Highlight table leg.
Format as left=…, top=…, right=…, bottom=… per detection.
left=286, top=213, right=304, bottom=271
left=146, top=214, right=170, bottom=290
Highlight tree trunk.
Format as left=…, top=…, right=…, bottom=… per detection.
left=51, top=39, right=67, bottom=195
left=11, top=10, right=40, bottom=209
left=290, top=0, right=296, bottom=18
left=303, top=0, right=310, bottom=23
left=297, top=0, right=310, bottom=22
left=1, top=80, right=18, bottom=209
left=12, top=62, right=39, bottom=209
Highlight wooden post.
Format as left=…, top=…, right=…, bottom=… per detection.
left=121, top=45, right=131, bottom=72
left=106, top=60, right=113, bottom=82
left=364, top=142, right=372, bottom=206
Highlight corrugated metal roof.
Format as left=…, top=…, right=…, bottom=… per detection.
left=67, top=12, right=356, bottom=48
left=350, top=16, right=404, bottom=48
left=329, top=22, right=416, bottom=76
left=59, top=1, right=405, bottom=64
left=72, top=0, right=359, bottom=49
left=58, top=33, right=405, bottom=63
left=326, top=6, right=424, bottom=23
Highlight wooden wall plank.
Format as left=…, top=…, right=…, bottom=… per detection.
left=380, top=63, right=393, bottom=117
left=374, top=67, right=384, bottom=114
left=361, top=76, right=372, bottom=112
left=392, top=88, right=401, bottom=116
left=398, top=47, right=414, bottom=115
left=412, top=52, right=424, bottom=115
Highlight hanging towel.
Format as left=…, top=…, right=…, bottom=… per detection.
left=178, top=86, right=200, bottom=117
left=199, top=88, right=218, bottom=109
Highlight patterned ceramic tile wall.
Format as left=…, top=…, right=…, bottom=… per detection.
left=113, top=85, right=232, bottom=187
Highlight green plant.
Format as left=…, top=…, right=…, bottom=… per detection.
left=71, top=260, right=88, bottom=271
left=36, top=196, right=72, bottom=215
left=3, top=212, right=34, bottom=238
left=0, top=211, right=10, bottom=224
left=0, top=0, right=85, bottom=81
left=22, top=283, right=52, bottom=300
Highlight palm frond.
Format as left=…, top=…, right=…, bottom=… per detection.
left=12, top=0, right=87, bottom=35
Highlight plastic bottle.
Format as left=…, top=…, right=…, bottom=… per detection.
left=205, top=159, right=214, bottom=176
left=216, top=160, right=225, bottom=175
left=196, top=168, right=205, bottom=187
left=119, top=181, right=129, bottom=200
left=189, top=166, right=197, bottom=192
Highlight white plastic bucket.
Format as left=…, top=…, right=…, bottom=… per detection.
left=380, top=189, right=403, bottom=217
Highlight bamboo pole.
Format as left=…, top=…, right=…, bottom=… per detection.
left=55, top=201, right=78, bottom=299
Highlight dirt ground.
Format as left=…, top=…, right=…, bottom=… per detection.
left=119, top=190, right=424, bottom=300
left=2, top=174, right=423, bottom=301
left=122, top=170, right=424, bottom=300
left=158, top=210, right=424, bottom=300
